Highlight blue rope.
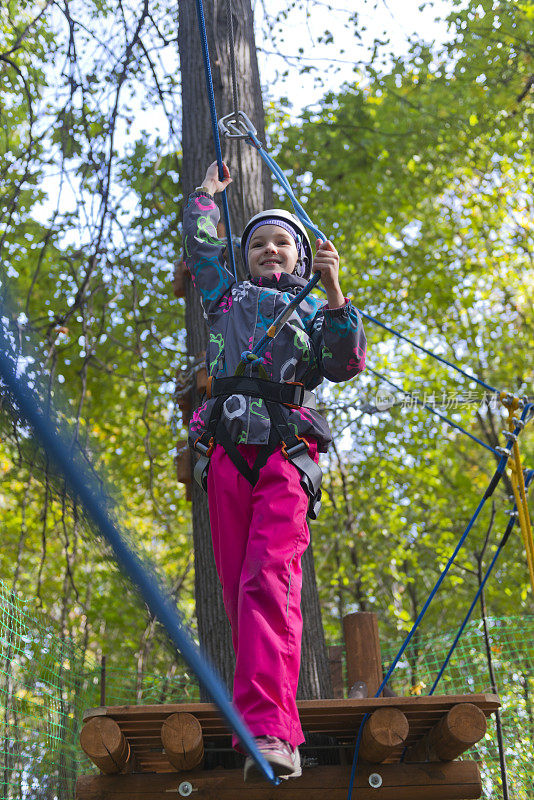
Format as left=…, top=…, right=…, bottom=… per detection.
left=360, top=311, right=499, bottom=395
left=429, top=464, right=534, bottom=696
left=367, top=366, right=500, bottom=455
left=246, top=129, right=327, bottom=243
left=194, top=0, right=238, bottom=281
left=243, top=129, right=502, bottom=398
left=0, top=315, right=279, bottom=787
left=345, top=437, right=521, bottom=799
left=235, top=128, right=328, bottom=368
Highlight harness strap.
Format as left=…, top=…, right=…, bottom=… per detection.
left=209, top=375, right=316, bottom=409
left=193, top=377, right=322, bottom=517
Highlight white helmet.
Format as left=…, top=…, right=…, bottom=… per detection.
left=241, top=209, right=313, bottom=278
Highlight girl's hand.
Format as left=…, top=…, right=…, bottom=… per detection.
left=313, top=239, right=345, bottom=308
left=201, top=161, right=232, bottom=195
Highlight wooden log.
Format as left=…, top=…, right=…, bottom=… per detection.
left=177, top=390, right=192, bottom=426
left=405, top=703, right=487, bottom=763
left=161, top=712, right=204, bottom=771
left=79, top=717, right=130, bottom=774
left=359, top=707, right=410, bottom=763
left=175, top=440, right=191, bottom=484
left=75, top=761, right=482, bottom=800
left=343, top=612, right=383, bottom=698
left=173, top=260, right=190, bottom=298
left=327, top=645, right=344, bottom=699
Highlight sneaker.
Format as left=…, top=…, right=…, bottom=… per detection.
left=244, top=736, right=302, bottom=782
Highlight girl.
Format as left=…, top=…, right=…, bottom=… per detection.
left=182, top=161, right=366, bottom=781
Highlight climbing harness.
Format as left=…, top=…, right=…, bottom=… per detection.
left=193, top=376, right=323, bottom=519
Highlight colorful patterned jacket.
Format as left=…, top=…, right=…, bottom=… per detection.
left=182, top=190, right=366, bottom=452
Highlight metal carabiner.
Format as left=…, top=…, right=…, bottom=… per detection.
left=218, top=111, right=260, bottom=143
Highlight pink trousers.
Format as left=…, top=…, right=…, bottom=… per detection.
left=207, top=441, right=316, bottom=750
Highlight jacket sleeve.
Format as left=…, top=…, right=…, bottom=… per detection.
left=182, top=191, right=235, bottom=315
left=312, top=299, right=367, bottom=382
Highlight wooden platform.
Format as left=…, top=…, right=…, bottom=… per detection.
left=82, top=694, right=500, bottom=773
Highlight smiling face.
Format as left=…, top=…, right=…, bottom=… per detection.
left=247, top=224, right=299, bottom=278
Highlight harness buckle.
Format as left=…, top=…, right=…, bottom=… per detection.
left=218, top=111, right=258, bottom=141
left=286, top=381, right=305, bottom=407
left=194, top=435, right=214, bottom=458
left=281, top=435, right=309, bottom=461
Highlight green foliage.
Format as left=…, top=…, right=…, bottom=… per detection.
left=271, top=0, right=533, bottom=648
left=0, top=6, right=532, bottom=796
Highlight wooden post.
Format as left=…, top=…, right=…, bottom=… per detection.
left=328, top=645, right=344, bottom=699
left=175, top=440, right=191, bottom=484
left=359, top=707, right=409, bottom=763
left=99, top=655, right=106, bottom=707
left=80, top=717, right=130, bottom=774
left=405, top=703, right=487, bottom=763
left=177, top=390, right=192, bottom=427
left=343, top=612, right=383, bottom=698
left=161, top=712, right=204, bottom=771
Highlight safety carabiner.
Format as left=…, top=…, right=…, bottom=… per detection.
left=218, top=111, right=260, bottom=144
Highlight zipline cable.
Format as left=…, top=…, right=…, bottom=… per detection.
left=366, top=366, right=500, bottom=455
left=0, top=313, right=279, bottom=787
left=194, top=0, right=238, bottom=281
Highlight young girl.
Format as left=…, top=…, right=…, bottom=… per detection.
left=182, top=161, right=366, bottom=781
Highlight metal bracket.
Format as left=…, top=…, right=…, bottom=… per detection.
left=218, top=110, right=258, bottom=141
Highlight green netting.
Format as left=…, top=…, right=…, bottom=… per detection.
left=1, top=578, right=532, bottom=799
left=382, top=616, right=534, bottom=799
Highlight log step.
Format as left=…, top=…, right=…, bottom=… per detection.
left=161, top=712, right=204, bottom=770
left=405, top=703, right=487, bottom=762
left=80, top=717, right=131, bottom=774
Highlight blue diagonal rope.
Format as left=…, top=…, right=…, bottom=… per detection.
left=367, top=366, right=500, bottom=455
left=428, top=470, right=534, bottom=697
left=359, top=311, right=499, bottom=395
left=242, top=129, right=501, bottom=396
left=345, top=424, right=528, bottom=799
left=0, top=315, right=278, bottom=787
left=234, top=130, right=328, bottom=368
left=194, top=0, right=238, bottom=281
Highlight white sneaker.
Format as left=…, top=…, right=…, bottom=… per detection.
left=244, top=736, right=302, bottom=782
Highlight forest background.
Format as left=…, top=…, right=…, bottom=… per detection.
left=0, top=0, right=532, bottom=794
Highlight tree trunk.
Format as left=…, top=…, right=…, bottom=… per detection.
left=178, top=0, right=331, bottom=701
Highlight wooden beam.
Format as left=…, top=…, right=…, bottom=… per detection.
left=343, top=613, right=383, bottom=698
left=75, top=761, right=482, bottom=800
left=161, top=712, right=204, bottom=771
left=79, top=717, right=130, bottom=774
left=405, top=703, right=487, bottom=763
left=359, top=707, right=409, bottom=763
